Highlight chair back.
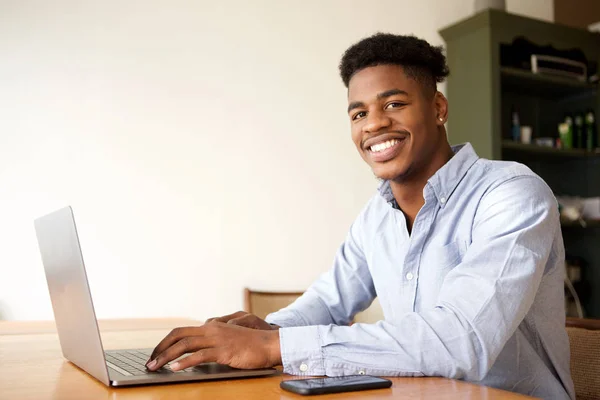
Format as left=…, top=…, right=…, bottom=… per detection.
left=566, top=317, right=600, bottom=400
left=243, top=288, right=386, bottom=324
left=244, top=288, right=303, bottom=320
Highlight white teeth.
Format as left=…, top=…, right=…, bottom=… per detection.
left=370, top=139, right=399, bottom=152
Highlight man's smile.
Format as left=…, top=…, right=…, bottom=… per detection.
left=364, top=134, right=408, bottom=163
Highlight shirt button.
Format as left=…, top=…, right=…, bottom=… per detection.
left=440, top=197, right=447, bottom=204
left=406, top=272, right=414, bottom=280
left=299, top=363, right=308, bottom=372
left=358, top=370, right=366, bottom=375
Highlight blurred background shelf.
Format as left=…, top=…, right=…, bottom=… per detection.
left=501, top=140, right=600, bottom=159
left=501, top=67, right=597, bottom=98
left=561, top=219, right=600, bottom=228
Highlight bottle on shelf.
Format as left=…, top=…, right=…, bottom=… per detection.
left=559, top=123, right=571, bottom=149
left=574, top=114, right=584, bottom=149
left=562, top=115, right=574, bottom=149
left=511, top=108, right=520, bottom=142
left=585, top=110, right=597, bottom=151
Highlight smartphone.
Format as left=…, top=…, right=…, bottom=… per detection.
left=280, top=375, right=392, bottom=395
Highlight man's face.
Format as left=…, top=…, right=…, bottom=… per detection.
left=347, top=64, right=444, bottom=182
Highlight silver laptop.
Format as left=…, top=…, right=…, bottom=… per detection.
left=34, top=206, right=277, bottom=386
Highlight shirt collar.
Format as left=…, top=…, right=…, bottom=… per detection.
left=378, top=143, right=479, bottom=207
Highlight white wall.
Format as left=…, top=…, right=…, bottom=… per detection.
left=507, top=0, right=554, bottom=22
left=0, top=0, right=553, bottom=321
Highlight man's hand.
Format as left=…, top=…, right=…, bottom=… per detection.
left=146, top=322, right=282, bottom=371
left=205, top=311, right=279, bottom=330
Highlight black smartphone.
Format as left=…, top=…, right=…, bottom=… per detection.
left=280, top=375, right=392, bottom=396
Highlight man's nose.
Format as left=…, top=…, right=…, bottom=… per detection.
left=363, top=110, right=392, bottom=133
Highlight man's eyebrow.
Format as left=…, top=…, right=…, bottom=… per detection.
left=347, top=101, right=365, bottom=114
left=377, top=88, right=408, bottom=99
left=347, top=89, right=408, bottom=114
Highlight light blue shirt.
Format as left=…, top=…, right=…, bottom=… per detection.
left=266, top=143, right=575, bottom=399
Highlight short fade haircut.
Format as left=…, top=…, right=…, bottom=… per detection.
left=339, top=33, right=449, bottom=94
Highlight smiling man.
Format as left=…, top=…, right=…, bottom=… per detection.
left=147, top=33, right=575, bottom=399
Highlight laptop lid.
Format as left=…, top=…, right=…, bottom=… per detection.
left=34, top=206, right=111, bottom=386
left=34, top=206, right=278, bottom=387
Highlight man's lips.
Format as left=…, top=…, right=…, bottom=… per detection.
left=364, top=134, right=408, bottom=163
left=363, top=132, right=408, bottom=150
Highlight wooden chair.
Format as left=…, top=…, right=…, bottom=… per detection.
left=566, top=317, right=600, bottom=400
left=243, top=288, right=385, bottom=324
left=243, top=288, right=304, bottom=320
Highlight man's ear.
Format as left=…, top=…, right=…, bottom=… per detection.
left=434, top=91, right=448, bottom=126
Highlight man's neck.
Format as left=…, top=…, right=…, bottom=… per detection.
left=390, top=143, right=454, bottom=232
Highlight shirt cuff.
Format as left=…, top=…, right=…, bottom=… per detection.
left=279, top=326, right=325, bottom=376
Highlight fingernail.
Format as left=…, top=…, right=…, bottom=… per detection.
left=147, top=360, right=157, bottom=369
left=170, top=362, right=180, bottom=371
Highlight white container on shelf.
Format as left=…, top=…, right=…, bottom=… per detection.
left=582, top=197, right=600, bottom=220
left=520, top=126, right=532, bottom=144
left=474, top=0, right=506, bottom=13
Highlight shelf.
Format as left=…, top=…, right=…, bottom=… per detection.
left=501, top=141, right=600, bottom=159
left=561, top=219, right=600, bottom=228
left=500, top=67, right=597, bottom=98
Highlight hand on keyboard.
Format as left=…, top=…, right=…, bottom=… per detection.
left=146, top=321, right=282, bottom=372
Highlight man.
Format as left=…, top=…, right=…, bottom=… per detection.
left=146, top=33, right=575, bottom=399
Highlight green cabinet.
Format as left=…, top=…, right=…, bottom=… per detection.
left=440, top=10, right=600, bottom=317
left=440, top=9, right=600, bottom=159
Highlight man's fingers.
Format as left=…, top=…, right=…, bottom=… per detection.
left=149, top=337, right=194, bottom=371
left=149, top=326, right=202, bottom=361
left=169, top=348, right=223, bottom=371
left=148, top=335, right=214, bottom=371
left=228, top=314, right=273, bottom=330
left=227, top=314, right=261, bottom=328
left=227, top=315, right=251, bottom=326
left=205, top=311, right=248, bottom=325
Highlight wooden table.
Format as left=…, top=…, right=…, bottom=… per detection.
left=0, top=319, right=535, bottom=399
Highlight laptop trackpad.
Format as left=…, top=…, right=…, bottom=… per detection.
left=190, top=363, right=242, bottom=374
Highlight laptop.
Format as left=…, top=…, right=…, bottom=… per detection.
left=34, top=206, right=277, bottom=386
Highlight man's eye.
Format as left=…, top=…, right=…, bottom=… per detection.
left=385, top=102, right=405, bottom=109
left=352, top=111, right=367, bottom=120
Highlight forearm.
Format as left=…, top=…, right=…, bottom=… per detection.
left=277, top=307, right=483, bottom=378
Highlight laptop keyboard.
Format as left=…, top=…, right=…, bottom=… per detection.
left=105, top=349, right=171, bottom=376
